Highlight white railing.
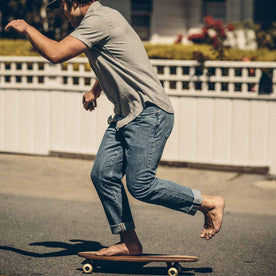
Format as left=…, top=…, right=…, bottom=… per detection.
left=0, top=56, right=276, bottom=173
left=150, top=59, right=276, bottom=98
left=1, top=56, right=275, bottom=97
left=0, top=56, right=97, bottom=91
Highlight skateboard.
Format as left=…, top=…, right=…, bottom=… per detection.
left=78, top=251, right=198, bottom=276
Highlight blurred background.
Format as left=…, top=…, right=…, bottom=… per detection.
left=0, top=0, right=275, bottom=174
left=0, top=3, right=275, bottom=276
left=0, top=0, right=276, bottom=52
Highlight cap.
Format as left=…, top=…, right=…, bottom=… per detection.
left=47, top=0, right=61, bottom=9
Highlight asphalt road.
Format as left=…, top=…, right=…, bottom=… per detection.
left=0, top=154, right=275, bottom=276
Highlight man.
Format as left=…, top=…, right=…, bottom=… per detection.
left=5, top=0, right=224, bottom=256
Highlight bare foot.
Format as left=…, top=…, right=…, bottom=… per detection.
left=96, top=230, right=143, bottom=256
left=199, top=195, right=225, bottom=240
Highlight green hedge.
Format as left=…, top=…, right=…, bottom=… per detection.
left=144, top=44, right=276, bottom=61
left=1, top=39, right=276, bottom=61
left=0, top=39, right=38, bottom=56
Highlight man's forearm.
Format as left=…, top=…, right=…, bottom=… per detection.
left=92, top=79, right=103, bottom=97
left=5, top=20, right=88, bottom=64
left=24, top=25, right=61, bottom=63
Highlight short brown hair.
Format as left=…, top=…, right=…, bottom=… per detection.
left=65, top=0, right=96, bottom=9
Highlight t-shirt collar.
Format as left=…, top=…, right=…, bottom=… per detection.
left=88, top=1, right=102, bottom=12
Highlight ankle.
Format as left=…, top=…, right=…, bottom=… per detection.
left=120, top=230, right=143, bottom=255
left=199, top=195, right=224, bottom=213
left=199, top=195, right=216, bottom=213
left=120, top=230, right=139, bottom=243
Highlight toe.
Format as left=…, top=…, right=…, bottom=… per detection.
left=96, top=248, right=107, bottom=255
left=200, top=230, right=206, bottom=238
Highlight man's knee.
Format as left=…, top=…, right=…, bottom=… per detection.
left=126, top=175, right=155, bottom=202
left=90, top=162, right=120, bottom=188
left=90, top=165, right=100, bottom=186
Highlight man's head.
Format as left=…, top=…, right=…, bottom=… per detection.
left=47, top=0, right=95, bottom=10
left=48, top=0, right=96, bottom=27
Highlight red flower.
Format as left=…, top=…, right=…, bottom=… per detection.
left=213, top=20, right=224, bottom=32
left=174, top=34, right=184, bottom=44
left=226, top=23, right=235, bottom=32
left=202, top=27, right=209, bottom=34
left=242, top=57, right=250, bottom=62
left=219, top=29, right=226, bottom=38
left=204, top=15, right=214, bottom=26
left=212, top=37, right=219, bottom=47
left=188, top=33, right=204, bottom=40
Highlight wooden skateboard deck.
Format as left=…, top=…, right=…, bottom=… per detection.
left=78, top=251, right=198, bottom=275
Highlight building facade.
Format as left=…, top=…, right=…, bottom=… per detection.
left=101, top=0, right=256, bottom=43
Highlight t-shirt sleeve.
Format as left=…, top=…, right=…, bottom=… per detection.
left=70, top=15, right=109, bottom=48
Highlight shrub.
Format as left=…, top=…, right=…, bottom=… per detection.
left=188, top=15, right=235, bottom=60
left=255, top=22, right=276, bottom=50
left=0, top=39, right=276, bottom=61
left=144, top=44, right=276, bottom=61
left=0, top=39, right=38, bottom=56
left=233, top=20, right=276, bottom=50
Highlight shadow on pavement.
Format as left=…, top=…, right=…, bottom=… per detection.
left=0, top=239, right=104, bottom=257
left=0, top=240, right=212, bottom=275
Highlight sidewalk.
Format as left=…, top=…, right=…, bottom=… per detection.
left=0, top=153, right=275, bottom=216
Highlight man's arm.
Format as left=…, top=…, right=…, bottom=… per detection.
left=5, top=20, right=88, bottom=63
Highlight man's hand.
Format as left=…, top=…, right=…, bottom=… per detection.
left=83, top=90, right=98, bottom=111
left=5, top=19, right=29, bottom=35
left=83, top=80, right=102, bottom=111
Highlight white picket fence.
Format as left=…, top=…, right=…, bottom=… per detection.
left=0, top=56, right=276, bottom=173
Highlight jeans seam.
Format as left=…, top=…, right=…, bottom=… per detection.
left=146, top=111, right=160, bottom=185
left=109, top=149, right=124, bottom=218
left=98, top=144, right=123, bottom=220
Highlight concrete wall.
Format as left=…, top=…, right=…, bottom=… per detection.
left=227, top=0, right=254, bottom=22
left=151, top=0, right=202, bottom=43
left=100, top=0, right=255, bottom=45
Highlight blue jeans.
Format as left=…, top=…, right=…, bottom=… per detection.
left=91, top=104, right=202, bottom=234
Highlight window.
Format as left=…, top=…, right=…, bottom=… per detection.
left=202, top=0, right=226, bottom=22
left=131, top=0, right=152, bottom=41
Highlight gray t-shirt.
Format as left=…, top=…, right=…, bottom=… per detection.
left=70, top=1, right=174, bottom=129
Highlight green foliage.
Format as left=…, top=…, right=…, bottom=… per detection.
left=0, top=39, right=38, bottom=56
left=187, top=15, right=235, bottom=60
left=144, top=44, right=276, bottom=61
left=0, top=0, right=71, bottom=40
left=145, top=44, right=217, bottom=60
left=233, top=20, right=276, bottom=50
left=255, top=23, right=276, bottom=50
left=0, top=39, right=276, bottom=61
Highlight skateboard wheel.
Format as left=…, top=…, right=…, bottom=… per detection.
left=83, top=263, right=93, bottom=274
left=168, top=267, right=178, bottom=276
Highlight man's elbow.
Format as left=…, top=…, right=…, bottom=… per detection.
left=47, top=50, right=68, bottom=64
left=49, top=55, right=64, bottom=64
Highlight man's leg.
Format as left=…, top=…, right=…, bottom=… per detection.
left=123, top=105, right=202, bottom=214
left=90, top=124, right=142, bottom=255
left=122, top=104, right=224, bottom=240
left=93, top=106, right=224, bottom=256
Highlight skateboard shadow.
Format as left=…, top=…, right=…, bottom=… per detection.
left=0, top=239, right=104, bottom=258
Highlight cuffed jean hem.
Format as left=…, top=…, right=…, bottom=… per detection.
left=187, top=188, right=202, bottom=216
left=110, top=221, right=136, bottom=234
